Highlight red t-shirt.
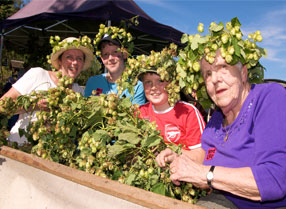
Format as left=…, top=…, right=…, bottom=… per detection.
left=139, top=101, right=205, bottom=150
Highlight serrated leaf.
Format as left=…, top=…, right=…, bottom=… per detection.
left=181, top=33, right=189, bottom=44
left=209, top=24, right=224, bottom=32
left=0, top=117, right=8, bottom=126
left=231, top=37, right=240, bottom=57
left=69, top=126, right=77, bottom=137
left=111, top=169, right=122, bottom=180
left=178, top=51, right=186, bottom=61
left=141, top=135, right=162, bottom=148
left=107, top=143, right=136, bottom=158
left=150, top=173, right=160, bottom=185
left=118, top=132, right=141, bottom=144
left=179, top=78, right=186, bottom=88
left=190, top=36, right=206, bottom=50
left=81, top=147, right=92, bottom=155
left=125, top=173, right=136, bottom=185
left=151, top=182, right=166, bottom=195
left=92, top=129, right=111, bottom=144
left=240, top=49, right=246, bottom=60
left=117, top=121, right=140, bottom=134
left=231, top=17, right=241, bottom=27
left=119, top=97, right=132, bottom=109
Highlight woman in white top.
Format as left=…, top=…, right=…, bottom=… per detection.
left=0, top=36, right=94, bottom=144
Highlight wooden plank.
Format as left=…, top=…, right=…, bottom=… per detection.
left=0, top=155, right=148, bottom=209
left=0, top=146, right=205, bottom=209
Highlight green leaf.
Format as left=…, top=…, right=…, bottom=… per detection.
left=23, top=100, right=31, bottom=111
left=231, top=17, right=241, bottom=27
left=141, top=135, right=162, bottom=148
left=149, top=173, right=160, bottom=186
left=125, top=173, right=136, bottom=185
left=209, top=24, right=224, bottom=33
left=186, top=49, right=193, bottom=59
left=92, top=130, right=112, bottom=144
left=231, top=37, right=240, bottom=57
left=190, top=36, right=206, bottom=50
left=187, top=74, right=194, bottom=83
left=181, top=33, right=189, bottom=44
left=111, top=169, right=122, bottom=180
left=178, top=51, right=186, bottom=61
left=151, top=182, right=166, bottom=195
left=117, top=121, right=140, bottom=134
left=119, top=97, right=132, bottom=109
left=179, top=78, right=186, bottom=89
left=83, top=111, right=103, bottom=129
left=107, top=143, right=136, bottom=158
left=18, top=128, right=25, bottom=137
left=0, top=117, right=8, bottom=126
left=118, top=132, right=141, bottom=144
left=69, top=126, right=77, bottom=137
left=81, top=147, right=91, bottom=155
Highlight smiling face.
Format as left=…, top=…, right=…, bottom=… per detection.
left=200, top=50, right=248, bottom=113
left=58, top=49, right=85, bottom=79
left=100, top=42, right=126, bottom=76
left=142, top=73, right=170, bottom=111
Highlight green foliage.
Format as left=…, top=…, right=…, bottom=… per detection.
left=0, top=0, right=17, bottom=20
left=177, top=17, right=266, bottom=109
left=0, top=72, right=207, bottom=203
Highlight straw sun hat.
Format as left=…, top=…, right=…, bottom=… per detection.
left=50, top=37, right=94, bottom=71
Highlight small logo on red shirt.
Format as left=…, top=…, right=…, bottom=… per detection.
left=165, top=124, right=181, bottom=143
left=206, top=148, right=216, bottom=160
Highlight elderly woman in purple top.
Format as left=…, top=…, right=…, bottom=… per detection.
left=156, top=47, right=286, bottom=208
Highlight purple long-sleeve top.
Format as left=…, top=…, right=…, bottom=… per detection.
left=202, top=83, right=286, bottom=208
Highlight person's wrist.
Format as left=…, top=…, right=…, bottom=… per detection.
left=206, top=165, right=215, bottom=188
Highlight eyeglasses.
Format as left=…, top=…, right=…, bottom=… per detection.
left=101, top=50, right=121, bottom=60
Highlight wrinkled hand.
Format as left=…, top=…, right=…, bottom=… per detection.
left=169, top=154, right=208, bottom=189
left=37, top=99, right=49, bottom=111
left=155, top=148, right=179, bottom=167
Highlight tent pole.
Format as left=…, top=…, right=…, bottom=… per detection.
left=0, top=30, right=4, bottom=80
left=104, top=20, right=112, bottom=73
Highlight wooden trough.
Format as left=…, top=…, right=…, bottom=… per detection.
left=0, top=146, right=205, bottom=209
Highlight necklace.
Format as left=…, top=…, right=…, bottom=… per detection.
left=222, top=119, right=231, bottom=142
left=224, top=128, right=230, bottom=142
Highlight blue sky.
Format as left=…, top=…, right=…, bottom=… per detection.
left=136, top=0, right=286, bottom=81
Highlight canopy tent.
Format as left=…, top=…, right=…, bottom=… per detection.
left=0, top=0, right=184, bottom=69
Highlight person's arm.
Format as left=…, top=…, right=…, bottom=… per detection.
left=250, top=84, right=286, bottom=201
left=181, top=147, right=205, bottom=164
left=0, top=87, right=48, bottom=114
left=171, top=84, right=286, bottom=202
left=1, top=86, right=21, bottom=101
left=84, top=77, right=93, bottom=97
left=170, top=154, right=261, bottom=200
left=133, top=81, right=146, bottom=105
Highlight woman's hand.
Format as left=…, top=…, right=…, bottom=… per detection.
left=155, top=148, right=179, bottom=167
left=36, top=99, right=49, bottom=111
left=170, top=154, right=209, bottom=188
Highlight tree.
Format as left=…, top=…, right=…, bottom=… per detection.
left=0, top=0, right=31, bottom=93
left=0, top=0, right=28, bottom=20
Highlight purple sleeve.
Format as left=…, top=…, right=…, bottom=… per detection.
left=251, top=84, right=286, bottom=201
